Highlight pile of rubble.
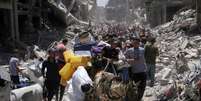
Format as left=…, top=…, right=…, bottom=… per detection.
left=47, top=0, right=94, bottom=26
left=144, top=9, right=201, bottom=100
left=155, top=9, right=200, bottom=61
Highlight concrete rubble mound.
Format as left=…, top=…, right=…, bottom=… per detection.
left=144, top=9, right=201, bottom=101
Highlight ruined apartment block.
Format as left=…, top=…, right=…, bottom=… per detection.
left=145, top=0, right=197, bottom=27
left=0, top=0, right=42, bottom=48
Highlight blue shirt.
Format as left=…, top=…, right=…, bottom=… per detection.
left=125, top=47, right=147, bottom=73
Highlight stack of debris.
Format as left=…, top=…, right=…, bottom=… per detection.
left=154, top=9, right=199, bottom=61
left=0, top=65, right=11, bottom=101
left=153, top=9, right=201, bottom=73
left=144, top=9, right=201, bottom=101
left=47, top=0, right=95, bottom=26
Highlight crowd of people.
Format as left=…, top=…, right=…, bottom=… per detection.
left=92, top=23, right=158, bottom=101
left=9, top=23, right=159, bottom=101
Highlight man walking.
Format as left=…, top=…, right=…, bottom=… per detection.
left=144, top=37, right=159, bottom=87
left=55, top=38, right=68, bottom=101
left=42, top=48, right=60, bottom=101
left=9, top=55, right=21, bottom=85
left=125, top=37, right=147, bottom=101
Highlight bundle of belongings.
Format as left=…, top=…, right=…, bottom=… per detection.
left=60, top=30, right=94, bottom=85
left=59, top=49, right=92, bottom=101
left=73, top=31, right=96, bottom=52
left=61, top=31, right=137, bottom=101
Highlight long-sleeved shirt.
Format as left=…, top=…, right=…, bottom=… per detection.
left=125, top=47, right=147, bottom=73
left=144, top=43, right=159, bottom=64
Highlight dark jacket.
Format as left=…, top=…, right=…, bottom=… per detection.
left=144, top=43, right=159, bottom=64
left=42, top=58, right=60, bottom=82
left=102, top=46, right=119, bottom=61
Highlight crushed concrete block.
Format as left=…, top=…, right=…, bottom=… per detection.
left=180, top=38, right=189, bottom=49
left=155, top=68, right=172, bottom=81
left=0, top=65, right=11, bottom=81
left=185, top=49, right=199, bottom=59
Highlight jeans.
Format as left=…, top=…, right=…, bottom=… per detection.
left=118, top=68, right=129, bottom=82
left=146, top=64, right=156, bottom=84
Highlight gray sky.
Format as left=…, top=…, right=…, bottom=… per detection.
left=97, top=0, right=109, bottom=7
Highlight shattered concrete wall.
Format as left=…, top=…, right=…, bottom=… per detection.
left=0, top=0, right=96, bottom=49
left=0, top=0, right=43, bottom=48
left=143, top=9, right=201, bottom=100
left=48, top=0, right=96, bottom=25
left=145, top=0, right=195, bottom=27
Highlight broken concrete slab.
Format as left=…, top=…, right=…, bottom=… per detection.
left=0, top=65, right=11, bottom=82
left=180, top=38, right=189, bottom=49
left=10, top=84, right=43, bottom=101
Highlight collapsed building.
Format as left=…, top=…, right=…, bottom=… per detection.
left=0, top=0, right=96, bottom=49
left=145, top=0, right=198, bottom=27
left=143, top=8, right=201, bottom=101
left=0, top=0, right=42, bottom=48
left=142, top=1, right=201, bottom=100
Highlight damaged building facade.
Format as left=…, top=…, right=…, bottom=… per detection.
left=0, top=0, right=43, bottom=48
left=0, top=0, right=96, bottom=49
left=145, top=0, right=196, bottom=27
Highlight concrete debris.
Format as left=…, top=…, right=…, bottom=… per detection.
left=33, top=45, right=47, bottom=60
left=10, top=84, right=43, bottom=101
left=154, top=9, right=198, bottom=65
left=0, top=65, right=11, bottom=82
left=48, top=0, right=94, bottom=26
left=143, top=9, right=201, bottom=100
left=0, top=81, right=11, bottom=101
